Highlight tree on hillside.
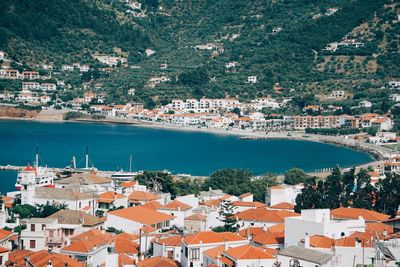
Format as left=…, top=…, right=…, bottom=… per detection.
left=375, top=173, right=400, bottom=217
left=202, top=169, right=252, bottom=196
left=284, top=168, right=309, bottom=185
left=136, top=171, right=177, bottom=197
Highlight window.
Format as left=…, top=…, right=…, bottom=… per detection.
left=183, top=246, right=188, bottom=257
left=30, top=240, right=36, bottom=249
left=79, top=202, right=81, bottom=209
left=190, top=248, right=200, bottom=261
left=42, top=224, right=45, bottom=230
left=30, top=224, right=35, bottom=232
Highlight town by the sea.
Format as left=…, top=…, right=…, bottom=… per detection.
left=0, top=119, right=372, bottom=193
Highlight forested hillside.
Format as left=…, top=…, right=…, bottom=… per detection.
left=0, top=0, right=399, bottom=106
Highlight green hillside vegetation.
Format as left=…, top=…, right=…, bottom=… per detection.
left=0, top=0, right=398, bottom=107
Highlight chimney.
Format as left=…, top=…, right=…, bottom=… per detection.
left=383, top=230, right=388, bottom=236
left=224, top=238, right=228, bottom=250
left=304, top=234, right=310, bottom=248
left=262, top=224, right=268, bottom=232
left=47, top=261, right=53, bottom=267
left=140, top=254, right=144, bottom=261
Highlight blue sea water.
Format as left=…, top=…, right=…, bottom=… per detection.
left=0, top=119, right=372, bottom=193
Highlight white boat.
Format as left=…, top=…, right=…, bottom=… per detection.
left=15, top=148, right=56, bottom=190
left=111, top=155, right=139, bottom=180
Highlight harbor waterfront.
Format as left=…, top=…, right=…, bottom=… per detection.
left=0, top=119, right=373, bottom=193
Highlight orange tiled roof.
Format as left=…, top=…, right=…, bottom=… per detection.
left=108, top=206, right=175, bottom=225
left=269, top=202, right=295, bottom=210
left=239, top=192, right=252, bottom=198
left=269, top=185, right=285, bottom=190
left=119, top=254, right=135, bottom=267
left=154, top=235, right=182, bottom=247
left=239, top=227, right=266, bottom=238
left=335, top=232, right=374, bottom=248
left=185, top=213, right=207, bottom=221
left=309, top=235, right=335, bottom=249
left=129, top=191, right=161, bottom=202
left=236, top=208, right=299, bottom=223
left=268, top=223, right=285, bottom=233
left=8, top=250, right=84, bottom=267
left=366, top=222, right=393, bottom=237
left=204, top=245, right=225, bottom=260
left=98, top=191, right=125, bottom=203
left=120, top=180, right=137, bottom=188
left=136, top=256, right=180, bottom=267
left=65, top=229, right=113, bottom=253
left=253, top=231, right=284, bottom=246
left=200, top=199, right=221, bottom=207
left=183, top=231, right=246, bottom=245
left=224, top=244, right=276, bottom=260
left=142, top=200, right=164, bottom=210
left=232, top=201, right=265, bottom=208
left=0, top=229, right=14, bottom=241
left=331, top=207, right=390, bottom=221
left=115, top=235, right=139, bottom=255
left=0, top=247, right=8, bottom=253
left=161, top=200, right=192, bottom=211
left=140, top=225, right=156, bottom=233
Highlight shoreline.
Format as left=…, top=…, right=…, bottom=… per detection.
left=1, top=115, right=392, bottom=164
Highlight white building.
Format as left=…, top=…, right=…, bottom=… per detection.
left=181, top=231, right=249, bottom=267
left=157, top=200, right=193, bottom=228
left=104, top=206, right=175, bottom=234
left=285, top=209, right=365, bottom=247
left=359, top=100, right=372, bottom=108
left=247, top=76, right=257, bottom=83
left=265, top=184, right=303, bottom=206
left=152, top=235, right=182, bottom=261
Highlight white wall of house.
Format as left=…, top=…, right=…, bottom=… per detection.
left=152, top=243, right=181, bottom=261
left=285, top=209, right=365, bottom=247
left=181, top=240, right=249, bottom=267
left=176, top=195, right=199, bottom=209
left=104, top=214, right=142, bottom=234
left=157, top=208, right=192, bottom=228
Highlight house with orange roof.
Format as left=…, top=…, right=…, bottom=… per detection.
left=231, top=201, right=265, bottom=212
left=0, top=228, right=16, bottom=253
left=128, top=191, right=162, bottom=206
left=105, top=206, right=175, bottom=234
left=118, top=180, right=147, bottom=196
left=7, top=249, right=84, bottom=267
left=285, top=209, right=365, bottom=247
left=20, top=210, right=105, bottom=252
left=235, top=207, right=299, bottom=228
left=181, top=231, right=249, bottom=267
left=203, top=244, right=276, bottom=267
left=238, top=192, right=253, bottom=202
left=265, top=184, right=303, bottom=206
left=152, top=235, right=182, bottom=261
left=156, top=200, right=193, bottom=228
left=97, top=191, right=128, bottom=211
left=331, top=207, right=390, bottom=222
left=303, top=231, right=397, bottom=267
left=268, top=201, right=295, bottom=211
left=184, top=213, right=208, bottom=233
left=61, top=229, right=113, bottom=267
